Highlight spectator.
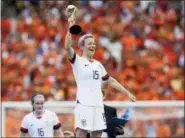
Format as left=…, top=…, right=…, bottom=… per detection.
left=2, top=1, right=184, bottom=137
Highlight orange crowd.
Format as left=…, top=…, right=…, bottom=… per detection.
left=2, top=1, right=184, bottom=137
left=2, top=1, right=184, bottom=102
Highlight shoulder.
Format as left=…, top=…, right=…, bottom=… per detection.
left=23, top=112, right=33, bottom=121
left=94, top=59, right=100, bottom=64
left=75, top=53, right=84, bottom=60
left=45, top=110, right=57, bottom=117
left=93, top=60, right=103, bottom=67
left=70, top=53, right=82, bottom=64
left=74, top=53, right=81, bottom=59
left=95, top=60, right=106, bottom=68
left=45, top=110, right=55, bottom=115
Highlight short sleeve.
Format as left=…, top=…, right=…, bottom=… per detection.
left=20, top=117, right=28, bottom=133
left=53, top=113, right=61, bottom=130
left=69, top=53, right=81, bottom=65
left=69, top=53, right=82, bottom=75
left=99, top=63, right=110, bottom=81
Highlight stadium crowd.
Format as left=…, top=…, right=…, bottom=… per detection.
left=2, top=0, right=184, bottom=137
left=2, top=0, right=184, bottom=101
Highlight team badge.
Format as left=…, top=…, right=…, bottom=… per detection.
left=81, top=119, right=86, bottom=127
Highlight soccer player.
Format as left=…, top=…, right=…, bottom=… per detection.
left=87, top=90, right=126, bottom=138
left=65, top=7, right=136, bottom=138
left=20, top=93, right=73, bottom=137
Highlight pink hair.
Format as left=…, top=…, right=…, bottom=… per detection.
left=78, top=34, right=94, bottom=50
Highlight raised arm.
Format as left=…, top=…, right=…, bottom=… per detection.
left=65, top=15, right=75, bottom=60
left=108, top=76, right=136, bottom=102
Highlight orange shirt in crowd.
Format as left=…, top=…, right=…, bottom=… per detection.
left=156, top=124, right=171, bottom=137
left=5, top=116, right=21, bottom=137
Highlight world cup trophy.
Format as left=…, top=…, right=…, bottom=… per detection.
left=66, top=5, right=82, bottom=35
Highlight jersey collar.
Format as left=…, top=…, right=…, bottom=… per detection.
left=33, top=110, right=45, bottom=119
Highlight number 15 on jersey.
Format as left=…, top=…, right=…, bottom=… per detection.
left=93, top=70, right=99, bottom=80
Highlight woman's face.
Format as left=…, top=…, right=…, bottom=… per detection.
left=83, top=37, right=96, bottom=57
left=33, top=96, right=44, bottom=114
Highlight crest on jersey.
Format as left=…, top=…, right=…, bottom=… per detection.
left=81, top=119, right=86, bottom=127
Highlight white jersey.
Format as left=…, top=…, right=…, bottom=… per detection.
left=20, top=110, right=61, bottom=137
left=70, top=53, right=109, bottom=107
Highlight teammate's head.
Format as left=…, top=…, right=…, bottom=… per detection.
left=78, top=34, right=96, bottom=58
left=31, top=93, right=45, bottom=114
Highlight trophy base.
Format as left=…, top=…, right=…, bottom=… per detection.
left=69, top=25, right=82, bottom=35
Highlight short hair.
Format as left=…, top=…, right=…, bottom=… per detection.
left=78, top=34, right=94, bottom=50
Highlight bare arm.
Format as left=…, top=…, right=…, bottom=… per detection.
left=108, top=76, right=136, bottom=102
left=54, top=129, right=64, bottom=137
left=65, top=16, right=75, bottom=60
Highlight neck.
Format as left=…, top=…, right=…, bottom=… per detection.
left=34, top=110, right=44, bottom=117
left=82, top=53, right=93, bottom=61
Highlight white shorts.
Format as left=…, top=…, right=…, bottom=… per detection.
left=74, top=103, right=107, bottom=132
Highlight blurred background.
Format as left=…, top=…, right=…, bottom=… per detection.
left=1, top=0, right=184, bottom=137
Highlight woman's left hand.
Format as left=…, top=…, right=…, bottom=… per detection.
left=63, top=131, right=75, bottom=138
left=128, top=93, right=136, bottom=102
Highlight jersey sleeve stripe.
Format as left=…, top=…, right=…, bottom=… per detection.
left=53, top=123, right=61, bottom=130
left=20, top=127, right=28, bottom=133
left=69, top=53, right=76, bottom=64
left=102, top=74, right=110, bottom=81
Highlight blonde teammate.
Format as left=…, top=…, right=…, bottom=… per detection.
left=65, top=6, right=136, bottom=138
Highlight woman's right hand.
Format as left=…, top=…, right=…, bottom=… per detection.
left=68, top=16, right=76, bottom=28
left=128, top=93, right=136, bottom=102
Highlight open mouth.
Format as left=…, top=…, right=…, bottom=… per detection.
left=88, top=48, right=95, bottom=52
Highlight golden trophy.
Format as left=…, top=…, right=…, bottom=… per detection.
left=66, top=5, right=82, bottom=35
